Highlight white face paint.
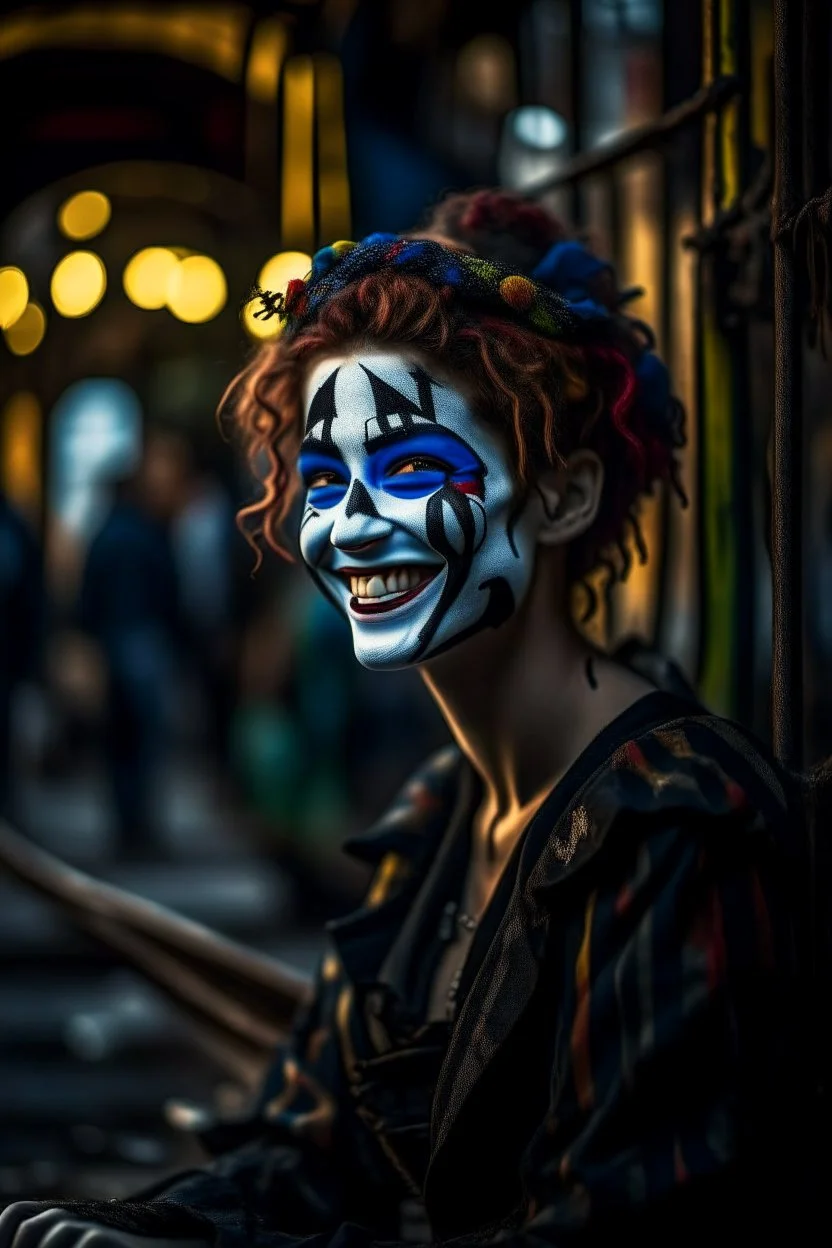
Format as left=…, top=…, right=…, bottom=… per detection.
left=298, top=351, right=539, bottom=669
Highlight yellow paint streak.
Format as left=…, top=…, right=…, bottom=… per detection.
left=246, top=16, right=287, bottom=104
left=611, top=153, right=664, bottom=646
left=281, top=55, right=315, bottom=251
left=315, top=54, right=351, bottom=242
left=719, top=0, right=740, bottom=207
left=0, top=391, right=41, bottom=515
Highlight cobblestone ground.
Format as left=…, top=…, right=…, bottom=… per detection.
left=0, top=741, right=325, bottom=1204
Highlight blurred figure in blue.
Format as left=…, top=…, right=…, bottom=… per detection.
left=172, top=461, right=237, bottom=767
left=0, top=490, right=43, bottom=819
left=79, top=431, right=190, bottom=856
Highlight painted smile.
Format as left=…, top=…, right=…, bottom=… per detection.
left=335, top=564, right=442, bottom=616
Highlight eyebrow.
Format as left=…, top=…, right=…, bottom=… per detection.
left=362, top=427, right=419, bottom=455
left=298, top=442, right=346, bottom=461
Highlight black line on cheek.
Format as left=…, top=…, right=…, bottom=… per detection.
left=345, top=479, right=380, bottom=518
left=506, top=492, right=528, bottom=558
left=413, top=484, right=478, bottom=661
left=300, top=507, right=319, bottom=532
left=422, top=577, right=515, bottom=660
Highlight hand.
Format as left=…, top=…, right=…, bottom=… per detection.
left=0, top=1205, right=209, bottom=1248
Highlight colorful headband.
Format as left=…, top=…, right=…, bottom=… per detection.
left=245, top=232, right=681, bottom=446
left=246, top=233, right=610, bottom=341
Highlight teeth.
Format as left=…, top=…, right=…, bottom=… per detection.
left=347, top=567, right=436, bottom=600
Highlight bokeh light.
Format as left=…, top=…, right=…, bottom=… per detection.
left=511, top=106, right=568, bottom=150
left=0, top=266, right=29, bottom=330
left=50, top=251, right=107, bottom=317
left=58, top=190, right=112, bottom=241
left=123, top=247, right=180, bottom=309
left=242, top=250, right=311, bottom=340
left=4, top=302, right=46, bottom=355
left=166, top=254, right=227, bottom=323
left=1, top=391, right=42, bottom=513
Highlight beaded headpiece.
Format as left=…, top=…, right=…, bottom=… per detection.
left=245, top=231, right=681, bottom=445
left=245, top=233, right=615, bottom=338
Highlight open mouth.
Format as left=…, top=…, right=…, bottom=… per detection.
left=337, top=565, right=442, bottom=616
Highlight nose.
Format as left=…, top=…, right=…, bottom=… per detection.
left=329, top=480, right=394, bottom=550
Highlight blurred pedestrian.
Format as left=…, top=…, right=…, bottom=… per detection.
left=78, top=431, right=189, bottom=856
left=0, top=490, right=43, bottom=819
left=171, top=464, right=237, bottom=764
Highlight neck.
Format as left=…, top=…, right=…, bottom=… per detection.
left=419, top=551, right=656, bottom=858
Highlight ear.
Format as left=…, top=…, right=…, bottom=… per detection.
left=534, top=450, right=604, bottom=547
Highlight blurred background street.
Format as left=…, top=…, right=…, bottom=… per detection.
left=0, top=0, right=830, bottom=1207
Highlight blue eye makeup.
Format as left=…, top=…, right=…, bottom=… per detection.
left=299, top=430, right=485, bottom=510
left=299, top=450, right=348, bottom=509
left=369, top=431, right=485, bottom=499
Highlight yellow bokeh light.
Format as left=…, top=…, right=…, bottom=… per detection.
left=242, top=250, right=311, bottom=340
left=166, top=254, right=227, bottom=323
left=50, top=251, right=107, bottom=317
left=58, top=190, right=112, bottom=240
left=123, top=247, right=180, bottom=309
left=4, top=302, right=46, bottom=355
left=0, top=391, right=41, bottom=513
left=0, top=266, right=29, bottom=330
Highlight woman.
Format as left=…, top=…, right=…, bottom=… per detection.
left=0, top=193, right=809, bottom=1246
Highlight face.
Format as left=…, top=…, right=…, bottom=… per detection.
left=298, top=350, right=540, bottom=669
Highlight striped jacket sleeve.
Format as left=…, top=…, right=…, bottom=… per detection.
left=491, top=799, right=803, bottom=1245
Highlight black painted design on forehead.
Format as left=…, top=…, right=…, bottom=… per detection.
left=304, top=368, right=340, bottom=447
left=360, top=364, right=439, bottom=445
left=344, top=479, right=380, bottom=519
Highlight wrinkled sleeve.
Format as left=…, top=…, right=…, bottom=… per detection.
left=486, top=805, right=803, bottom=1245
left=132, top=947, right=406, bottom=1247
left=34, top=805, right=802, bottom=1248
left=161, top=806, right=799, bottom=1248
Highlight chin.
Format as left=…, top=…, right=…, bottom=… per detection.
left=349, top=631, right=424, bottom=671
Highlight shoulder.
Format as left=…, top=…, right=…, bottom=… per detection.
left=540, top=710, right=800, bottom=893
left=593, top=710, right=793, bottom=824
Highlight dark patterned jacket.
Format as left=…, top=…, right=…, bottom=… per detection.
left=44, top=694, right=813, bottom=1246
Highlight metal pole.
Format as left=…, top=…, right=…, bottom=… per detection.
left=770, top=0, right=804, bottom=771
left=568, top=0, right=583, bottom=224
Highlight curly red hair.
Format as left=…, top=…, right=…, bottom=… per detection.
left=220, top=267, right=684, bottom=618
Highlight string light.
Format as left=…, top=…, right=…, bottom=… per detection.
left=123, top=247, right=180, bottom=309
left=58, top=190, right=111, bottom=240
left=50, top=251, right=107, bottom=317
left=4, top=302, right=46, bottom=355
left=0, top=267, right=29, bottom=330
left=166, top=254, right=227, bottom=323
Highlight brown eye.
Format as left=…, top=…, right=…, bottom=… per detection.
left=389, top=456, right=446, bottom=476
left=308, top=470, right=338, bottom=489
